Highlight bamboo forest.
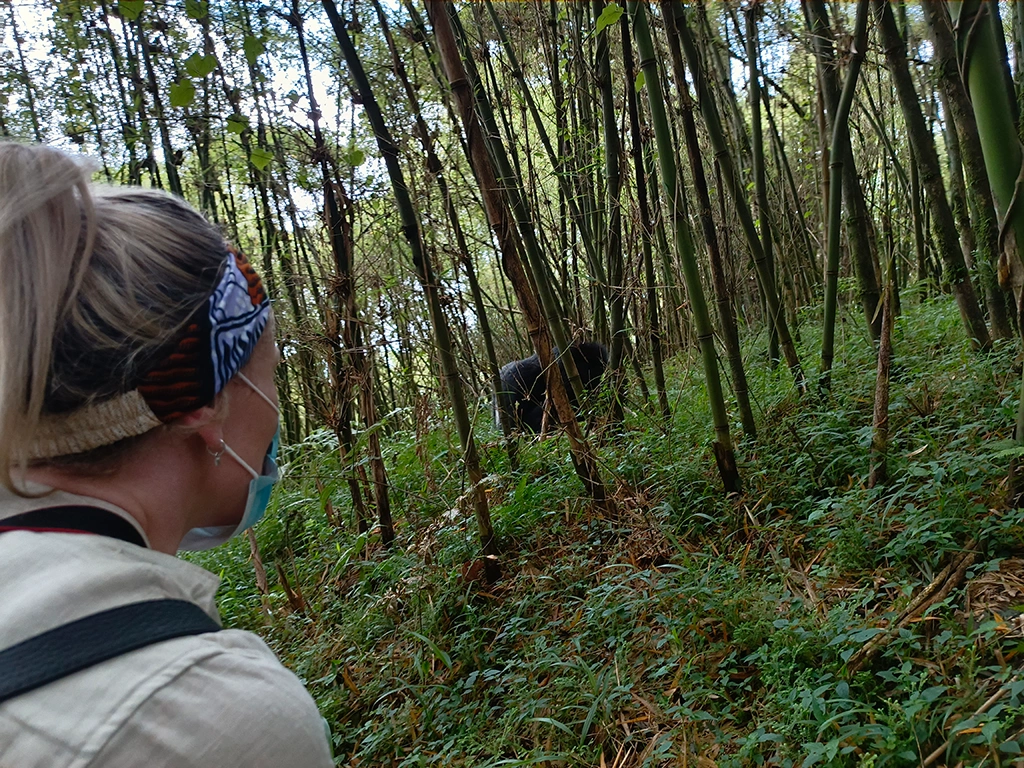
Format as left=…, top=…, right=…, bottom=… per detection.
left=14, top=0, right=1024, bottom=763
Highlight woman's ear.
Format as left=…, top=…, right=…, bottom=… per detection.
left=177, top=402, right=225, bottom=454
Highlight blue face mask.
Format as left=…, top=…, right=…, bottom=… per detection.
left=178, top=375, right=281, bottom=552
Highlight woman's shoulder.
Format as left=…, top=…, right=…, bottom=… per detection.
left=0, top=619, right=333, bottom=768
left=0, top=523, right=333, bottom=767
left=92, top=629, right=335, bottom=768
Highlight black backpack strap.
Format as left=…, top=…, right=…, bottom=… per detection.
left=0, top=599, right=221, bottom=705
left=0, top=505, right=147, bottom=548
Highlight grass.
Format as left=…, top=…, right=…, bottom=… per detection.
left=189, top=295, right=1024, bottom=766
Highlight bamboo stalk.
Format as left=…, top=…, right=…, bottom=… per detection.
left=660, top=1, right=754, bottom=441
left=631, top=1, right=739, bottom=493
left=669, top=4, right=805, bottom=393
left=874, top=0, right=991, bottom=349
left=869, top=278, right=893, bottom=488
left=821, top=0, right=869, bottom=388
left=424, top=0, right=616, bottom=519
left=323, top=0, right=499, bottom=572
left=620, top=11, right=670, bottom=422
left=952, top=0, right=1024, bottom=502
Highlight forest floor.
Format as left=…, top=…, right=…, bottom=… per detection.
left=192, top=294, right=1024, bottom=767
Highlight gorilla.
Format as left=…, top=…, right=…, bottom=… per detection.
left=496, top=341, right=609, bottom=433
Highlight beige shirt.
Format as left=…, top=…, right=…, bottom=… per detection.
left=0, top=489, right=334, bottom=768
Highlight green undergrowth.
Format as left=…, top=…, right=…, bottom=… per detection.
left=190, top=296, right=1024, bottom=767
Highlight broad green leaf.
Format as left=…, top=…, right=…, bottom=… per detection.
left=118, top=0, right=144, bottom=20
left=921, top=685, right=947, bottom=703
left=243, top=35, right=265, bottom=66
left=226, top=114, right=249, bottom=134
left=249, top=146, right=273, bottom=171
left=168, top=79, right=195, bottom=108
left=981, top=719, right=1002, bottom=742
left=185, top=0, right=208, bottom=19
left=344, top=147, right=365, bottom=167
left=847, top=627, right=885, bottom=643
left=595, top=3, right=623, bottom=35
left=185, top=52, right=218, bottom=78
left=634, top=71, right=645, bottom=92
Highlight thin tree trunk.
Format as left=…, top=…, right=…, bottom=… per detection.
left=101, top=0, right=144, bottom=182
left=746, top=3, right=778, bottom=365
left=633, top=1, right=740, bottom=492
left=763, top=92, right=818, bottom=307
left=869, top=281, right=894, bottom=488
left=425, top=0, right=616, bottom=518
left=481, top=1, right=609, bottom=307
left=922, top=0, right=1012, bottom=339
left=874, top=0, right=990, bottom=349
left=671, top=4, right=805, bottom=392
left=118, top=16, right=162, bottom=188
left=289, top=2, right=391, bottom=543
left=696, top=4, right=749, bottom=162
left=620, top=11, right=670, bottom=422
left=906, top=145, right=930, bottom=285
left=644, top=126, right=685, bottom=352
left=325, top=0, right=502, bottom=574
left=446, top=6, right=587, bottom=402
left=373, top=0, right=515, bottom=466
left=941, top=88, right=980, bottom=283
left=661, top=2, right=754, bottom=440
left=822, top=0, right=869, bottom=387
left=8, top=4, right=43, bottom=143
left=133, top=14, right=183, bottom=197
left=804, top=0, right=884, bottom=340
left=593, top=0, right=626, bottom=424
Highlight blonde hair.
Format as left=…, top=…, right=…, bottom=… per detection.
left=0, top=142, right=228, bottom=493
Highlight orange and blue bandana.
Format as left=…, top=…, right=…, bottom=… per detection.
left=139, top=246, right=270, bottom=422
left=30, top=246, right=271, bottom=459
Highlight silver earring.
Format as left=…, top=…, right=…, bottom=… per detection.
left=207, top=440, right=226, bottom=466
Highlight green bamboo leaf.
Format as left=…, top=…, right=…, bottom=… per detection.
left=243, top=35, right=265, bottom=66
left=406, top=630, right=452, bottom=670
left=634, top=71, right=645, bottom=92
left=184, top=52, right=218, bottom=78
left=595, top=3, right=623, bottom=35
left=249, top=146, right=273, bottom=171
left=185, top=0, right=208, bottom=19
left=226, top=114, right=249, bottom=134
left=118, top=0, right=144, bottom=20
left=530, top=717, right=575, bottom=738
left=168, top=79, right=195, bottom=108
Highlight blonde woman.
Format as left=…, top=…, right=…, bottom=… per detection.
left=0, top=143, right=333, bottom=767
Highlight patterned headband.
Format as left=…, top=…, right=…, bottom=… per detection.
left=30, top=246, right=271, bottom=460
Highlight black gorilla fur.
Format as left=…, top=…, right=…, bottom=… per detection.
left=496, top=341, right=609, bottom=433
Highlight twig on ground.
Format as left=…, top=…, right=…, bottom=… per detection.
left=921, top=675, right=1018, bottom=768
left=846, top=544, right=977, bottom=673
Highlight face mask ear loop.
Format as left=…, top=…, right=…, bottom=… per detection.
left=221, top=442, right=260, bottom=480
left=237, top=373, right=280, bottom=414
